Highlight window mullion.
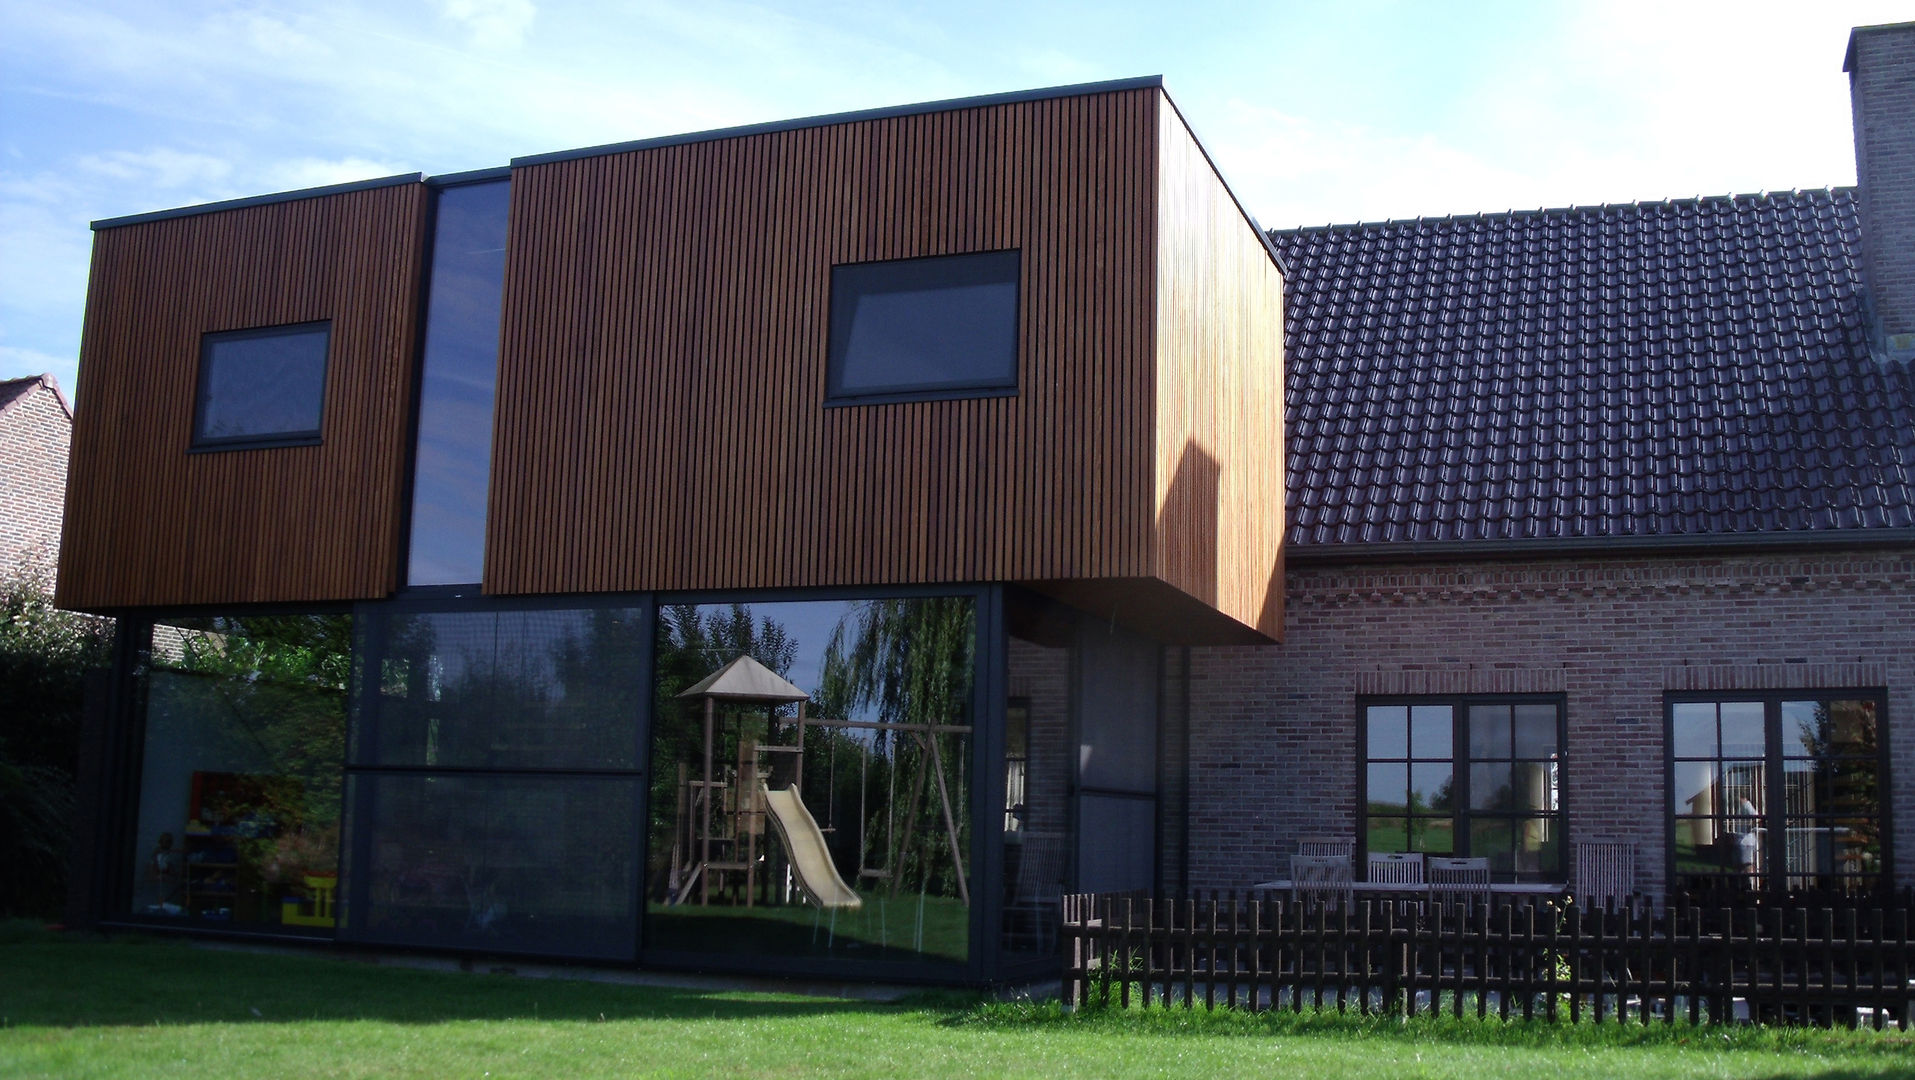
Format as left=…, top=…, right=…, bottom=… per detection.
left=1763, top=696, right=1785, bottom=894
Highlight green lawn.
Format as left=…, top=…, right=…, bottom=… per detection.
left=645, top=891, right=968, bottom=964
left=1, top=923, right=1909, bottom=1079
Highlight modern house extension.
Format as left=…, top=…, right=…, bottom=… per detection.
left=58, top=22, right=1915, bottom=984
left=58, top=77, right=1282, bottom=983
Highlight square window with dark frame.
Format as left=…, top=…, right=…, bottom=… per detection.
left=1359, top=696, right=1564, bottom=882
left=827, top=250, right=1019, bottom=404
left=192, top=321, right=330, bottom=449
left=1668, top=692, right=1888, bottom=900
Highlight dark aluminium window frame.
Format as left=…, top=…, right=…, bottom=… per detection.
left=1664, top=688, right=1892, bottom=896
left=824, top=249, right=1021, bottom=407
left=190, top=321, right=332, bottom=451
left=1355, top=693, right=1568, bottom=881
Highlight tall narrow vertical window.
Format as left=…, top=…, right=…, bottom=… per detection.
left=407, top=178, right=509, bottom=586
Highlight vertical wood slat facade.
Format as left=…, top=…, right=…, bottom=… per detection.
left=56, top=83, right=1285, bottom=640
left=485, top=86, right=1284, bottom=639
left=57, top=182, right=429, bottom=609
left=1153, top=103, right=1287, bottom=638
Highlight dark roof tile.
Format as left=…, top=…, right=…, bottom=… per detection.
left=1272, top=188, right=1915, bottom=547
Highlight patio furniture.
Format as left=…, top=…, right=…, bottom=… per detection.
left=1289, top=853, right=1353, bottom=908
left=1296, top=837, right=1355, bottom=859
left=1004, top=831, right=1067, bottom=951
left=1574, top=841, right=1636, bottom=911
left=1366, top=851, right=1424, bottom=884
left=1427, top=856, right=1491, bottom=909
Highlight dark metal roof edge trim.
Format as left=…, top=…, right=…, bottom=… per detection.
left=1156, top=90, right=1289, bottom=276
left=510, top=75, right=1167, bottom=168
left=91, top=173, right=425, bottom=231
left=1285, top=528, right=1915, bottom=564
left=427, top=166, right=512, bottom=187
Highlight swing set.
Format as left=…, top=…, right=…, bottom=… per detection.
left=664, top=656, right=971, bottom=932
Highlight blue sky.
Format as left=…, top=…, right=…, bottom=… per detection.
left=2, top=0, right=1906, bottom=401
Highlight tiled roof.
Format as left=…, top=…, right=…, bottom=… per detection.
left=0, top=376, right=41, bottom=413
left=1270, top=189, right=1915, bottom=550
left=0, top=374, right=70, bottom=422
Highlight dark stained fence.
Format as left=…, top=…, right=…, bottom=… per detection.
left=1062, top=891, right=1915, bottom=1029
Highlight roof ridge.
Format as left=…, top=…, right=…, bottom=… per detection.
left=1269, top=186, right=1856, bottom=237
left=0, top=372, right=72, bottom=422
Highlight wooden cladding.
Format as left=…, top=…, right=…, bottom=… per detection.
left=487, top=86, right=1283, bottom=639
left=490, top=88, right=1156, bottom=598
left=58, top=183, right=429, bottom=610
left=1152, top=106, right=1286, bottom=638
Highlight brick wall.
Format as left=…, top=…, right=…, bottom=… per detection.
left=1186, top=547, right=1915, bottom=897
left=1849, top=21, right=1915, bottom=351
left=0, top=378, right=73, bottom=586
left=1008, top=635, right=1072, bottom=839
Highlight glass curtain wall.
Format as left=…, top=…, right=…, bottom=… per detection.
left=344, top=602, right=649, bottom=959
left=645, top=597, right=977, bottom=968
left=127, top=614, right=350, bottom=934
left=1000, top=596, right=1074, bottom=962
left=1073, top=621, right=1160, bottom=894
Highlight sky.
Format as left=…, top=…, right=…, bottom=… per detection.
left=2, top=0, right=1908, bottom=402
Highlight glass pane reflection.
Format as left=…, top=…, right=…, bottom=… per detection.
left=645, top=597, right=977, bottom=967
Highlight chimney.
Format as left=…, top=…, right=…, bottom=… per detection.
left=1847, top=22, right=1915, bottom=362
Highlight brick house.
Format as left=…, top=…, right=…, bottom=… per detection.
left=0, top=373, right=74, bottom=587
left=52, top=22, right=1915, bottom=983
left=1178, top=23, right=1915, bottom=903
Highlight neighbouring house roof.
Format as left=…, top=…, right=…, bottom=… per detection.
left=1270, top=188, right=1915, bottom=553
left=0, top=373, right=73, bottom=421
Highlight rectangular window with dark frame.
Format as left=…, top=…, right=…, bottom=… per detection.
left=1669, top=692, right=1888, bottom=899
left=192, top=321, right=330, bottom=449
left=826, top=250, right=1018, bottom=404
left=1360, top=696, right=1564, bottom=881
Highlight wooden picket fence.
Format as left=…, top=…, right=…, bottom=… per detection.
left=1061, top=891, right=1915, bottom=1029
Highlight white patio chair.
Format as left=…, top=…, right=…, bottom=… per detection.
left=1297, top=836, right=1355, bottom=859
left=1366, top=851, right=1425, bottom=884
left=1574, top=842, right=1636, bottom=912
left=1427, top=856, right=1491, bottom=910
left=1290, top=853, right=1353, bottom=908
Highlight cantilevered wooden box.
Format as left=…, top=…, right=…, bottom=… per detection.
left=60, top=79, right=1284, bottom=642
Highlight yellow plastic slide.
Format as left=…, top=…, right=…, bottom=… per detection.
left=760, top=783, right=863, bottom=909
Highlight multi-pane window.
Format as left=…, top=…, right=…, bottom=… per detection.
left=1360, top=697, right=1564, bottom=880
left=1669, top=693, right=1887, bottom=897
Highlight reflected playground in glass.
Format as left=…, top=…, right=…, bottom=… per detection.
left=645, top=597, right=976, bottom=966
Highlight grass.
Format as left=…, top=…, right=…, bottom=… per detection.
left=1, top=922, right=1909, bottom=1079
left=645, top=891, right=968, bottom=963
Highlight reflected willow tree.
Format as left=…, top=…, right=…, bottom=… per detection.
left=817, top=598, right=975, bottom=902
left=1790, top=700, right=1882, bottom=882
left=166, top=615, right=350, bottom=829
left=160, top=615, right=352, bottom=882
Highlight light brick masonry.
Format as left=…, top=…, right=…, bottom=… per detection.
left=0, top=375, right=72, bottom=587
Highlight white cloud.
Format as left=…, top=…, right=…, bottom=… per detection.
left=0, top=346, right=72, bottom=382
left=438, top=0, right=537, bottom=50
left=263, top=156, right=411, bottom=191
left=76, top=148, right=233, bottom=189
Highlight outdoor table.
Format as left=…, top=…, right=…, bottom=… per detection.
left=1250, top=880, right=1567, bottom=899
